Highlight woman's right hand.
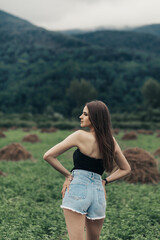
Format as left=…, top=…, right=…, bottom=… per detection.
left=61, top=175, right=73, bottom=198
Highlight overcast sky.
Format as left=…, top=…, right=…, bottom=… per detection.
left=0, top=0, right=160, bottom=31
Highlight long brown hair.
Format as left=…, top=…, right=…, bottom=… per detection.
left=86, top=100, right=115, bottom=172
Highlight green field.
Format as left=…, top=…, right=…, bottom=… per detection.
left=0, top=129, right=160, bottom=240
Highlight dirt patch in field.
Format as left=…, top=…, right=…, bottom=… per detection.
left=0, top=132, right=6, bottom=138
left=137, top=129, right=154, bottom=135
left=112, top=147, right=160, bottom=184
left=41, top=127, right=57, bottom=133
left=154, top=148, right=160, bottom=157
left=22, top=134, right=41, bottom=143
left=156, top=133, right=160, bottom=137
left=122, top=132, right=137, bottom=140
left=0, top=143, right=33, bottom=161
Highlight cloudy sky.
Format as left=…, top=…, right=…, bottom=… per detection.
left=0, top=0, right=160, bottom=31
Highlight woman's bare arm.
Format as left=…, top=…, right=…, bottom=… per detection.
left=105, top=137, right=131, bottom=183
left=43, top=130, right=82, bottom=178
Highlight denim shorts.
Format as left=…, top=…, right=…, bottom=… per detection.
left=60, top=170, right=106, bottom=220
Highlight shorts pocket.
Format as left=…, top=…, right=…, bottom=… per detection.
left=68, top=183, right=87, bottom=200
left=96, top=187, right=106, bottom=207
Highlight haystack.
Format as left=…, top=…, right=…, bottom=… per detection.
left=112, top=128, right=120, bottom=135
left=0, top=132, right=6, bottom=138
left=10, top=126, right=17, bottom=130
left=31, top=126, right=38, bottom=130
left=122, top=131, right=137, bottom=140
left=22, top=128, right=30, bottom=132
left=0, top=170, right=7, bottom=176
left=22, top=134, right=41, bottom=143
left=0, top=143, right=33, bottom=161
left=72, top=128, right=80, bottom=132
left=41, top=127, right=57, bottom=133
left=156, top=133, right=160, bottom=138
left=0, top=128, right=8, bottom=132
left=137, top=129, right=154, bottom=135
left=112, top=147, right=160, bottom=184
left=154, top=148, right=160, bottom=157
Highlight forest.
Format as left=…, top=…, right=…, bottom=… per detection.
left=0, top=10, right=160, bottom=129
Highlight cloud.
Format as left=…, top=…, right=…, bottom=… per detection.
left=0, top=0, right=160, bottom=30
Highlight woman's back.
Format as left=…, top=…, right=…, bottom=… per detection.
left=77, top=130, right=103, bottom=159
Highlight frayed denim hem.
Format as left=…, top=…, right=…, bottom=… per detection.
left=60, top=205, right=87, bottom=216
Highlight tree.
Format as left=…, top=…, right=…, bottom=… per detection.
left=66, top=79, right=98, bottom=116
left=141, top=78, right=160, bottom=108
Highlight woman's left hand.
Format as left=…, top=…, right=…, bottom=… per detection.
left=61, top=176, right=73, bottom=198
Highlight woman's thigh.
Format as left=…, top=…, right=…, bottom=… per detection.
left=85, top=217, right=104, bottom=240
left=63, top=209, right=86, bottom=240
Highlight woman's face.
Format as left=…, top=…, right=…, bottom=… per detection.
left=79, top=106, right=92, bottom=128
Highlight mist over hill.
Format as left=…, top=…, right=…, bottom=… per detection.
left=60, top=24, right=160, bottom=37
left=0, top=10, right=160, bottom=116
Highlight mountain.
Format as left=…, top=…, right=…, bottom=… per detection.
left=132, top=24, right=160, bottom=36
left=74, top=30, right=160, bottom=54
left=0, top=10, right=88, bottom=50
left=0, top=10, right=160, bottom=116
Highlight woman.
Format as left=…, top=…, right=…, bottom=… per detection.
left=43, top=100, right=131, bottom=240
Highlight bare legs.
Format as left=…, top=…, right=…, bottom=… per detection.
left=63, top=209, right=86, bottom=240
left=63, top=209, right=104, bottom=240
left=85, top=217, right=104, bottom=240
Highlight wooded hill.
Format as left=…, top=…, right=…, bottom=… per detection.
left=0, top=10, right=160, bottom=117
left=133, top=24, right=160, bottom=36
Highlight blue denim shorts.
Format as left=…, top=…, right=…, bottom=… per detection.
left=60, top=170, right=106, bottom=220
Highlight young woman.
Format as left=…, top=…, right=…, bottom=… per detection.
left=43, top=100, right=131, bottom=240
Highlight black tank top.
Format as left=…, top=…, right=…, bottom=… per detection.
left=71, top=148, right=105, bottom=175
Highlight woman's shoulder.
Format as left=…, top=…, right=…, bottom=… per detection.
left=73, top=129, right=89, bottom=138
left=78, top=130, right=97, bottom=145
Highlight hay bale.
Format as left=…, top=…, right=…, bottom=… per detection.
left=72, top=128, right=80, bottom=132
left=0, top=128, right=8, bottom=132
left=156, top=133, right=160, bottom=138
left=137, top=129, right=154, bottom=135
left=10, top=126, right=17, bottom=130
left=113, top=147, right=160, bottom=184
left=0, top=132, right=6, bottom=138
left=22, top=134, right=41, bottom=143
left=154, top=148, right=160, bottom=157
left=0, top=170, right=7, bottom=176
left=31, top=126, right=38, bottom=130
left=41, top=127, right=57, bottom=133
left=22, top=128, right=30, bottom=132
left=0, top=143, right=33, bottom=161
left=112, top=128, right=120, bottom=135
left=122, top=131, right=137, bottom=140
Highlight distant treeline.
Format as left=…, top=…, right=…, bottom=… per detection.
left=1, top=107, right=160, bottom=130
left=0, top=10, right=160, bottom=119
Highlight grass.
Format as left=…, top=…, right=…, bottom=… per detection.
left=0, top=129, right=160, bottom=240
